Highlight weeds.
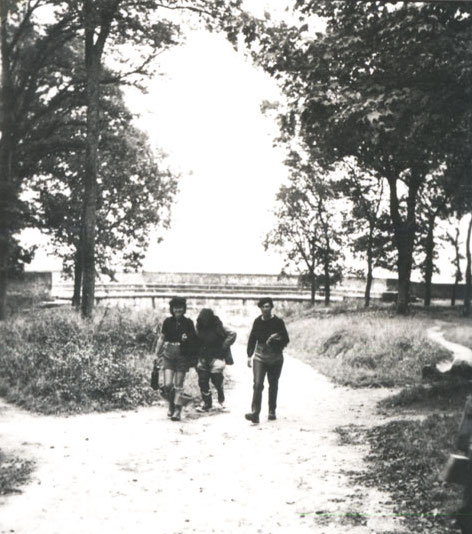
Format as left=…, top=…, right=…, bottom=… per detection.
left=336, top=415, right=463, bottom=534
left=0, top=307, right=162, bottom=414
left=288, top=310, right=451, bottom=387
left=0, top=450, right=34, bottom=495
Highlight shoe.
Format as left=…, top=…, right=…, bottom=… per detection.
left=245, top=412, right=259, bottom=424
left=196, top=404, right=211, bottom=413
left=171, top=407, right=182, bottom=421
left=268, top=411, right=276, bottom=421
left=218, top=402, right=227, bottom=411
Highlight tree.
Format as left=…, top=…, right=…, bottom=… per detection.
left=0, top=0, right=244, bottom=319
left=0, top=0, right=78, bottom=319
left=465, top=215, right=472, bottom=317
left=245, top=1, right=472, bottom=313
left=446, top=225, right=464, bottom=307
left=265, top=152, right=345, bottom=306
left=32, top=86, right=177, bottom=306
left=336, top=158, right=392, bottom=307
left=415, top=167, right=460, bottom=307
left=68, top=0, right=244, bottom=318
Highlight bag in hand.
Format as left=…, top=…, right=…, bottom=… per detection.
left=223, top=348, right=234, bottom=366
left=150, top=359, right=160, bottom=391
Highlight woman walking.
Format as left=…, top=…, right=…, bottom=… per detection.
left=245, top=297, right=289, bottom=424
left=195, top=308, right=236, bottom=412
left=155, top=297, right=196, bottom=421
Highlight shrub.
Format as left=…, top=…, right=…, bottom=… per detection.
left=0, top=307, right=163, bottom=414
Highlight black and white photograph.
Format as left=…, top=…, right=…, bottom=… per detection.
left=1, top=0, right=472, bottom=532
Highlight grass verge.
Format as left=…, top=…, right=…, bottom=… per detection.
left=0, top=307, right=164, bottom=414
left=289, top=306, right=472, bottom=534
left=288, top=308, right=451, bottom=387
left=0, top=450, right=34, bottom=495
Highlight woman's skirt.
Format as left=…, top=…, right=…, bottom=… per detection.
left=162, top=342, right=190, bottom=372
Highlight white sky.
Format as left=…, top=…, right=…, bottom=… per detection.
left=134, top=30, right=287, bottom=274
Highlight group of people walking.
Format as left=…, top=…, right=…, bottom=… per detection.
left=154, top=296, right=289, bottom=423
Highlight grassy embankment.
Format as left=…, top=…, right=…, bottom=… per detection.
left=288, top=305, right=472, bottom=534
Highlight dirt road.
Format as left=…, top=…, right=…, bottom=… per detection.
left=0, top=316, right=403, bottom=534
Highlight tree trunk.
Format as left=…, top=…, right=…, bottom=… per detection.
left=324, top=260, right=330, bottom=306
left=310, top=271, right=316, bottom=306
left=452, top=278, right=458, bottom=307
left=80, top=4, right=102, bottom=319
left=72, top=246, right=82, bottom=308
left=0, top=3, right=14, bottom=320
left=364, top=227, right=374, bottom=308
left=0, top=242, right=8, bottom=320
left=387, top=176, right=418, bottom=315
left=464, top=214, right=472, bottom=317
left=423, top=215, right=435, bottom=308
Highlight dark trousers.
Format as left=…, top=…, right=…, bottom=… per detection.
left=197, top=369, right=225, bottom=404
left=251, top=358, right=284, bottom=416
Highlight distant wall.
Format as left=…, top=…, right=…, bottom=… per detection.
left=17, top=271, right=468, bottom=302
left=9, top=271, right=52, bottom=295
left=383, top=279, right=466, bottom=300
left=141, top=272, right=300, bottom=287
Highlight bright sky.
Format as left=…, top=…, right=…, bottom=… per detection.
left=27, top=1, right=292, bottom=275
left=134, top=30, right=287, bottom=274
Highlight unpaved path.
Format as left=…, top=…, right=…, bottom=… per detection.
left=0, top=316, right=403, bottom=534
left=428, top=323, right=472, bottom=372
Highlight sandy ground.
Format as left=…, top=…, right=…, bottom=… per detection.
left=0, top=315, right=406, bottom=534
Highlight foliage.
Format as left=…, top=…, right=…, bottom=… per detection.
left=0, top=450, right=35, bottom=495
left=0, top=308, right=163, bottom=414
left=30, top=81, right=177, bottom=278
left=265, top=150, right=345, bottom=304
left=288, top=310, right=451, bottom=387
left=243, top=1, right=472, bottom=313
left=355, top=416, right=462, bottom=534
left=380, top=380, right=472, bottom=412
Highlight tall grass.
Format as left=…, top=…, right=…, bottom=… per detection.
left=288, top=310, right=451, bottom=387
left=443, top=319, right=472, bottom=351
left=0, top=307, right=163, bottom=414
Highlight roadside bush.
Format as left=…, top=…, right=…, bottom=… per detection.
left=0, top=307, right=163, bottom=414
left=288, top=310, right=451, bottom=387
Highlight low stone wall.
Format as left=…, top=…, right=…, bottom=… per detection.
left=141, top=271, right=300, bottom=287
left=19, top=270, right=468, bottom=303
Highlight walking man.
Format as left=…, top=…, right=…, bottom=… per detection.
left=245, top=297, right=289, bottom=424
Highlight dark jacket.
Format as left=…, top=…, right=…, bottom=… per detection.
left=161, top=316, right=197, bottom=358
left=196, top=317, right=236, bottom=362
left=247, top=315, right=289, bottom=358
